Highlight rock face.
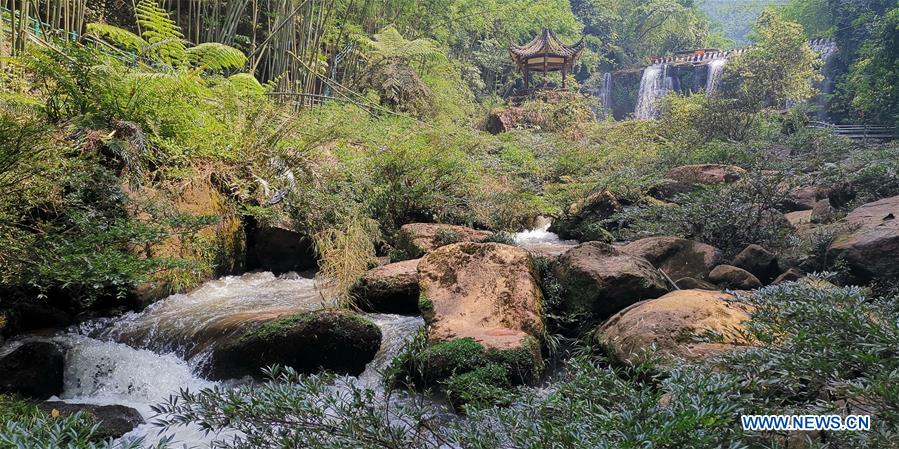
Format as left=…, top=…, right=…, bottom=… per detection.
left=828, top=195, right=899, bottom=282
left=665, top=164, right=746, bottom=188
left=781, top=185, right=828, bottom=212
left=773, top=268, right=805, bottom=284
left=554, top=242, right=669, bottom=320
left=352, top=259, right=420, bottom=314
left=417, top=243, right=544, bottom=351
left=732, top=244, right=780, bottom=284
left=597, top=289, right=750, bottom=363
left=810, top=199, right=838, bottom=224
left=247, top=223, right=317, bottom=273
left=621, top=237, right=723, bottom=281
left=38, top=402, right=144, bottom=440
left=0, top=341, right=65, bottom=399
left=395, top=223, right=492, bottom=258
left=709, top=265, right=762, bottom=290
left=205, top=310, right=382, bottom=380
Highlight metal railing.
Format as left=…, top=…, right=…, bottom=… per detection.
left=808, top=121, right=898, bottom=142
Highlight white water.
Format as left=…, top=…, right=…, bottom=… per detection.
left=706, top=58, right=727, bottom=94
left=598, top=72, right=613, bottom=119
left=635, top=64, right=672, bottom=120
left=3, top=271, right=425, bottom=448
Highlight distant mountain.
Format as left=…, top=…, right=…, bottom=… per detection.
left=702, top=0, right=789, bottom=46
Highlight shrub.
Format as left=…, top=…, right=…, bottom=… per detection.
left=613, top=172, right=795, bottom=256
left=482, top=231, right=516, bottom=245
left=443, top=364, right=514, bottom=411
left=433, top=228, right=461, bottom=247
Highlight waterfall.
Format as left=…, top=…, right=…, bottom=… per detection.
left=599, top=72, right=613, bottom=119
left=635, top=64, right=670, bottom=120
left=706, top=58, right=727, bottom=94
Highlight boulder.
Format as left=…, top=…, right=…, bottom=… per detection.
left=550, top=190, right=622, bottom=241
left=781, top=185, right=828, bottom=212
left=674, top=277, right=719, bottom=290
left=247, top=223, right=317, bottom=273
left=352, top=259, right=421, bottom=314
left=417, top=243, right=544, bottom=351
left=785, top=210, right=813, bottom=228
left=0, top=341, right=65, bottom=399
left=810, top=199, right=838, bottom=224
left=553, top=242, right=669, bottom=320
left=665, top=164, right=746, bottom=188
left=828, top=195, right=899, bottom=282
left=395, top=223, right=492, bottom=258
left=772, top=268, right=805, bottom=284
left=205, top=310, right=382, bottom=380
left=709, top=265, right=762, bottom=290
left=732, top=244, right=780, bottom=284
left=621, top=237, right=723, bottom=281
left=596, top=289, right=751, bottom=363
left=648, top=178, right=695, bottom=200
left=38, top=402, right=143, bottom=440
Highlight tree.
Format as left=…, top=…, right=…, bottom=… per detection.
left=723, top=10, right=822, bottom=110
left=844, top=6, right=899, bottom=126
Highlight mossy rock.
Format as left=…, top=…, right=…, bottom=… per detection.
left=444, top=364, right=513, bottom=411
left=205, top=310, right=382, bottom=380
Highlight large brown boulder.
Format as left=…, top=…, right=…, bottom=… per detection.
left=395, top=223, right=492, bottom=258
left=781, top=185, right=829, bottom=212
left=352, top=259, right=421, bottom=314
left=709, top=265, right=762, bottom=290
left=597, top=289, right=751, bottom=363
left=0, top=341, right=65, bottom=399
left=417, top=243, right=544, bottom=351
left=38, top=402, right=144, bottom=440
left=621, top=237, right=723, bottom=281
left=205, top=310, right=382, bottom=380
left=828, top=195, right=899, bottom=282
left=553, top=242, right=669, bottom=320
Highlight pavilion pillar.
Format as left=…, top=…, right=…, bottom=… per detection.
left=524, top=67, right=530, bottom=90
left=543, top=59, right=548, bottom=87
left=562, top=65, right=567, bottom=89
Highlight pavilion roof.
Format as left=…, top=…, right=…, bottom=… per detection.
left=510, top=28, right=585, bottom=66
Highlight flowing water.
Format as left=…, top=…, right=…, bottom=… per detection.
left=598, top=72, right=613, bottom=119
left=635, top=64, right=672, bottom=120
left=514, top=217, right=578, bottom=258
left=2, top=271, right=424, bottom=447
left=706, top=58, right=727, bottom=94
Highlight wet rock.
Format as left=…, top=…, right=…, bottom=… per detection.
left=417, top=243, right=544, bottom=351
left=0, top=341, right=65, bottom=399
left=352, top=259, right=420, bottom=314
left=554, top=242, right=668, bottom=320
left=665, top=164, right=746, bottom=189
left=247, top=223, right=317, bottom=273
left=621, top=237, right=723, bottom=281
left=709, top=265, right=762, bottom=290
left=38, top=402, right=143, bottom=440
left=732, top=244, right=780, bottom=284
left=395, top=223, right=492, bottom=258
left=674, top=277, right=719, bottom=290
left=596, top=289, right=750, bottom=363
left=206, top=310, right=382, bottom=380
left=828, top=195, right=899, bottom=282
left=772, top=268, right=805, bottom=284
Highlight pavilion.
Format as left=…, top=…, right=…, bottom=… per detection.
left=509, top=28, right=585, bottom=90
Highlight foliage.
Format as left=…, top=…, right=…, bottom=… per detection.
left=359, top=26, right=445, bottom=66
left=443, top=364, right=514, bottom=411
left=313, top=211, right=380, bottom=308
left=843, top=6, right=899, bottom=127
left=722, top=10, right=823, bottom=111
left=613, top=172, right=795, bottom=256
left=0, top=395, right=149, bottom=449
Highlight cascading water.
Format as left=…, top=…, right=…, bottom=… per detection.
left=598, top=72, right=613, bottom=119
left=513, top=217, right=578, bottom=258
left=2, top=271, right=425, bottom=447
left=635, top=64, right=671, bottom=120
left=706, top=58, right=727, bottom=94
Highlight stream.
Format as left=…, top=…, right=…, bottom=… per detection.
left=1, top=222, right=570, bottom=448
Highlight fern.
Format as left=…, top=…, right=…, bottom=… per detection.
left=359, top=26, right=445, bottom=64
left=187, top=42, right=248, bottom=71
left=135, top=0, right=187, bottom=65
left=85, top=23, right=148, bottom=53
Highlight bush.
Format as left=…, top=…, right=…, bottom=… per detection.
left=443, top=364, right=513, bottom=411
left=613, top=172, right=795, bottom=256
